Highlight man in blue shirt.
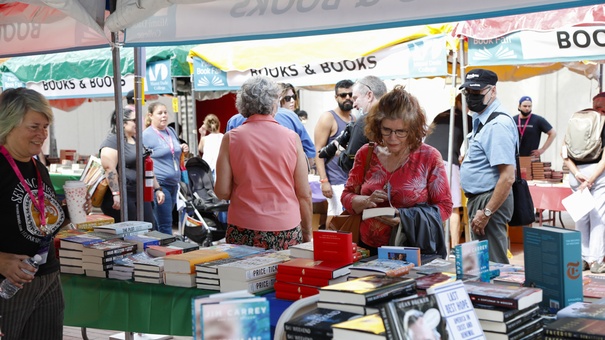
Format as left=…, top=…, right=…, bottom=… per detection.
left=459, top=69, right=517, bottom=264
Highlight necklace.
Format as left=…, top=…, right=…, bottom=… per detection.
left=383, top=147, right=410, bottom=193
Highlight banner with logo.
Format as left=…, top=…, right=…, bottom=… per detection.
left=193, top=34, right=448, bottom=91
left=468, top=26, right=605, bottom=66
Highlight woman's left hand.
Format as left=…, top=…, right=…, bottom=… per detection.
left=156, top=190, right=166, bottom=205
left=181, top=143, right=189, bottom=154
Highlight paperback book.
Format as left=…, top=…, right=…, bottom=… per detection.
left=220, top=275, right=277, bottom=294
left=331, top=313, right=386, bottom=339
left=362, top=207, right=397, bottom=220
left=284, top=308, right=359, bottom=339
left=146, top=245, right=183, bottom=257
left=74, top=214, right=114, bottom=231
left=319, top=275, right=416, bottom=306
left=217, top=254, right=286, bottom=281
left=379, top=294, right=447, bottom=340
left=454, top=239, right=490, bottom=282
left=123, top=235, right=161, bottom=252
left=144, top=230, right=177, bottom=245
left=81, top=239, right=137, bottom=257
left=93, top=221, right=152, bottom=234
left=377, top=246, right=421, bottom=266
left=349, top=258, right=414, bottom=278
left=479, top=304, right=540, bottom=333
left=463, top=281, right=543, bottom=310
left=483, top=316, right=543, bottom=340
left=163, top=248, right=229, bottom=274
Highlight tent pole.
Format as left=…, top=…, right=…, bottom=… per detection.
left=111, top=32, right=128, bottom=222
left=134, top=47, right=146, bottom=222
left=445, top=47, right=458, bottom=256
left=600, top=63, right=604, bottom=92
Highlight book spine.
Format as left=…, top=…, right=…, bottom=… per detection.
left=244, top=263, right=280, bottom=280
left=378, top=303, right=402, bottom=340
left=277, top=266, right=335, bottom=279
left=468, top=294, right=519, bottom=309
left=276, top=273, right=330, bottom=287
left=102, top=245, right=137, bottom=257
left=454, top=244, right=463, bottom=279
left=366, top=282, right=417, bottom=304
left=544, top=329, right=605, bottom=340
left=246, top=276, right=277, bottom=293
left=273, top=282, right=319, bottom=295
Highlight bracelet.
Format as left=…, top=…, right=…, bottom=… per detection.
left=154, top=187, right=162, bottom=193
left=319, top=178, right=329, bottom=183
left=112, top=191, right=120, bottom=196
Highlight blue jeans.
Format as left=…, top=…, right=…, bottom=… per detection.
left=154, top=183, right=178, bottom=235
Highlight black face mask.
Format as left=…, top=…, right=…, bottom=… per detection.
left=466, top=93, right=488, bottom=113
left=518, top=108, right=532, bottom=116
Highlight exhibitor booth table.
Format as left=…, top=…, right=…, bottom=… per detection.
left=527, top=181, right=572, bottom=228
left=61, top=275, right=292, bottom=337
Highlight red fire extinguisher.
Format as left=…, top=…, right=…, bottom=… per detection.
left=144, top=153, right=154, bottom=202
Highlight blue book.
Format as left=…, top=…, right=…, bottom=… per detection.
left=377, top=246, right=421, bottom=266
left=454, top=240, right=490, bottom=282
left=524, top=225, right=582, bottom=313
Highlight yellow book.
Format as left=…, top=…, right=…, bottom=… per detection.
left=163, top=249, right=229, bottom=274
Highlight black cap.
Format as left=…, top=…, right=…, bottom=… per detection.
left=459, top=69, right=498, bottom=90
left=126, top=90, right=135, bottom=104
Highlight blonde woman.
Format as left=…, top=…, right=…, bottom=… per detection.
left=198, top=114, right=224, bottom=176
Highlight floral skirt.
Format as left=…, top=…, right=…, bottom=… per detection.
left=225, top=224, right=302, bottom=250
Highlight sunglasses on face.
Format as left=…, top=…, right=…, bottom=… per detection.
left=283, top=95, right=297, bottom=102
left=337, top=92, right=353, bottom=99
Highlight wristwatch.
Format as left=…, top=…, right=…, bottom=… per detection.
left=484, top=208, right=493, bottom=217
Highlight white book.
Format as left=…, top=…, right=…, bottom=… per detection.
left=134, top=275, right=164, bottom=284
left=93, top=221, right=152, bottom=234
left=220, top=275, right=277, bottom=293
left=362, top=207, right=397, bottom=220
left=85, top=269, right=108, bottom=278
left=164, top=272, right=196, bottom=287
left=60, top=265, right=85, bottom=275
left=59, top=257, right=83, bottom=267
left=217, top=255, right=286, bottom=281
left=289, top=242, right=314, bottom=259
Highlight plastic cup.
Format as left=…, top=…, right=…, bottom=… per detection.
left=63, top=180, right=87, bottom=224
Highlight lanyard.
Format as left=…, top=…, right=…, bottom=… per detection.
left=517, top=113, right=532, bottom=139
left=0, top=145, right=48, bottom=235
left=152, top=127, right=175, bottom=157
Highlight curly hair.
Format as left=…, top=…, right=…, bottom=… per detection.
left=364, top=85, right=427, bottom=151
left=203, top=114, right=221, bottom=133
left=236, top=76, right=280, bottom=118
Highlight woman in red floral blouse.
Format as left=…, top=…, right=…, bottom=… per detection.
left=341, top=86, right=453, bottom=255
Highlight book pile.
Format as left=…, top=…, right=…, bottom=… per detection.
left=284, top=308, right=359, bottom=340
left=108, top=252, right=152, bottom=280
left=191, top=291, right=270, bottom=340
left=519, top=156, right=532, bottom=180
left=274, top=230, right=355, bottom=301
left=59, top=233, right=108, bottom=275
left=216, top=251, right=290, bottom=294
left=318, top=275, right=417, bottom=315
left=163, top=248, right=230, bottom=287
left=81, top=239, right=137, bottom=278
left=133, top=254, right=165, bottom=284
left=464, top=281, right=544, bottom=339
left=531, top=161, right=545, bottom=180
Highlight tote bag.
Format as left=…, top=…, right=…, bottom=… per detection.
left=509, top=153, right=535, bottom=226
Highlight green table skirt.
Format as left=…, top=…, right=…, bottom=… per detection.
left=50, top=173, right=80, bottom=196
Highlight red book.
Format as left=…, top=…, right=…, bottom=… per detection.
left=146, top=245, right=184, bottom=258
left=273, top=281, right=320, bottom=296
left=275, top=272, right=348, bottom=287
left=277, top=258, right=351, bottom=279
left=275, top=290, right=317, bottom=301
left=313, top=230, right=353, bottom=264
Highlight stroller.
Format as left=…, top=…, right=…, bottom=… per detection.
left=178, top=156, right=229, bottom=246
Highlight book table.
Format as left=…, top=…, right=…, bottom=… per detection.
left=527, top=182, right=572, bottom=228
left=61, top=275, right=293, bottom=337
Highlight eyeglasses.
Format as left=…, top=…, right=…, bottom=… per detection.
left=359, top=82, right=373, bottom=93
left=381, top=127, right=408, bottom=138
left=283, top=95, right=297, bottom=102
left=461, top=85, right=493, bottom=97
left=337, top=92, right=353, bottom=99
left=123, top=118, right=136, bottom=122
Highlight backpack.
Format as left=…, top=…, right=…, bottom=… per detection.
left=564, top=109, right=605, bottom=162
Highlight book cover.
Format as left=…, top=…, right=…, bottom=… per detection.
left=349, top=259, right=414, bottom=278
left=524, top=225, right=583, bottom=312
left=74, top=214, right=114, bottom=231
left=60, top=234, right=105, bottom=251
left=145, top=245, right=183, bottom=257
left=479, top=305, right=540, bottom=333
left=545, top=318, right=605, bottom=339
left=483, top=316, right=543, bottom=340
left=167, top=240, right=200, bottom=252
left=124, top=235, right=161, bottom=252
left=144, top=230, right=177, bottom=245
left=379, top=294, right=447, bottom=340
left=411, top=258, right=456, bottom=275
left=284, top=308, right=359, bottom=339
left=378, top=246, right=421, bottom=266
left=312, top=230, right=354, bottom=264
left=163, top=248, right=229, bottom=274
left=557, top=301, right=605, bottom=320
left=85, top=269, right=108, bottom=278
left=217, top=254, right=286, bottom=281
left=275, top=272, right=348, bottom=287
left=454, top=239, right=490, bottom=282
left=493, top=271, right=526, bottom=287
left=331, top=313, right=386, bottom=339
left=220, top=276, right=277, bottom=294
left=315, top=301, right=378, bottom=315
left=583, top=275, right=605, bottom=302
left=273, top=281, right=319, bottom=296
left=362, top=207, right=397, bottom=220
left=319, top=275, right=416, bottom=306
left=277, top=258, right=351, bottom=279
left=464, top=281, right=543, bottom=310
left=93, top=221, right=153, bottom=234
left=79, top=155, right=105, bottom=196
left=414, top=272, right=456, bottom=293
left=81, top=239, right=137, bottom=257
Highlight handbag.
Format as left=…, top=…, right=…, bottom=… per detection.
left=327, top=143, right=374, bottom=243
left=509, top=151, right=535, bottom=226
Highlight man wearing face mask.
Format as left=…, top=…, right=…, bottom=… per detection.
left=459, top=69, right=518, bottom=264
left=512, top=96, right=556, bottom=158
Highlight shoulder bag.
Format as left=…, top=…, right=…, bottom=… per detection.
left=327, top=143, right=374, bottom=243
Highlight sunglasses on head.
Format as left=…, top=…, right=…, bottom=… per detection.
left=283, top=95, right=297, bottom=102
left=337, top=92, right=353, bottom=99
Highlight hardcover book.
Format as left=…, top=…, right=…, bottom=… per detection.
left=583, top=275, right=605, bottom=302
left=217, top=254, right=286, bottom=281
left=479, top=305, right=540, bottom=333
left=167, top=240, right=200, bottom=253
left=134, top=275, right=164, bottom=284
left=275, top=290, right=318, bottom=302
left=414, top=272, right=456, bottom=293
left=319, top=275, right=416, bottom=306
left=146, top=245, right=183, bottom=257
left=60, top=234, right=105, bottom=251
left=557, top=301, right=605, bottom=320
left=277, top=258, right=351, bottom=279
left=464, top=281, right=543, bottom=310
left=544, top=317, right=605, bottom=339
left=123, top=235, right=161, bottom=252
left=82, top=252, right=132, bottom=265
left=275, top=272, right=348, bottom=287
left=273, top=281, right=319, bottom=296
left=284, top=308, right=359, bottom=339
left=524, top=225, right=583, bottom=312
left=331, top=313, right=386, bottom=339
left=379, top=294, right=447, bottom=340
left=315, top=301, right=378, bottom=315
left=362, top=207, right=397, bottom=220
left=349, top=259, right=414, bottom=278
left=312, top=230, right=354, bottom=264
left=220, top=276, right=277, bottom=294
left=144, top=230, right=177, bottom=245
left=473, top=302, right=538, bottom=323
left=163, top=248, right=229, bottom=274
left=454, top=239, right=490, bottom=282
left=93, top=221, right=152, bottom=234
left=81, top=239, right=137, bottom=257
left=196, top=257, right=241, bottom=275
left=483, top=316, right=543, bottom=340
left=377, top=246, right=421, bottom=266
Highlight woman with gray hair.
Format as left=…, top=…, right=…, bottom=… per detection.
left=215, top=76, right=312, bottom=249
left=0, top=88, right=91, bottom=339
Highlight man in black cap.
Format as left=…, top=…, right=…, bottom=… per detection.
left=512, top=95, right=556, bottom=157
left=459, top=69, right=517, bottom=264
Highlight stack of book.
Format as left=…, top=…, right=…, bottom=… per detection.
left=544, top=317, right=605, bottom=339
left=284, top=308, right=359, bottom=340
left=274, top=230, right=355, bottom=300
left=59, top=233, right=108, bottom=274
left=92, top=221, right=152, bottom=235
left=163, top=248, right=230, bottom=287
left=317, top=275, right=416, bottom=315
left=377, top=246, right=421, bottom=266
left=108, top=252, right=152, bottom=280
left=348, top=258, right=415, bottom=279
left=216, top=251, right=291, bottom=293
left=464, top=281, right=544, bottom=339
left=133, top=255, right=165, bottom=284
left=531, top=161, right=545, bottom=180
left=81, top=239, right=137, bottom=277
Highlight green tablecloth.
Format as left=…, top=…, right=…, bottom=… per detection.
left=61, top=274, right=209, bottom=336
left=50, top=173, right=80, bottom=195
